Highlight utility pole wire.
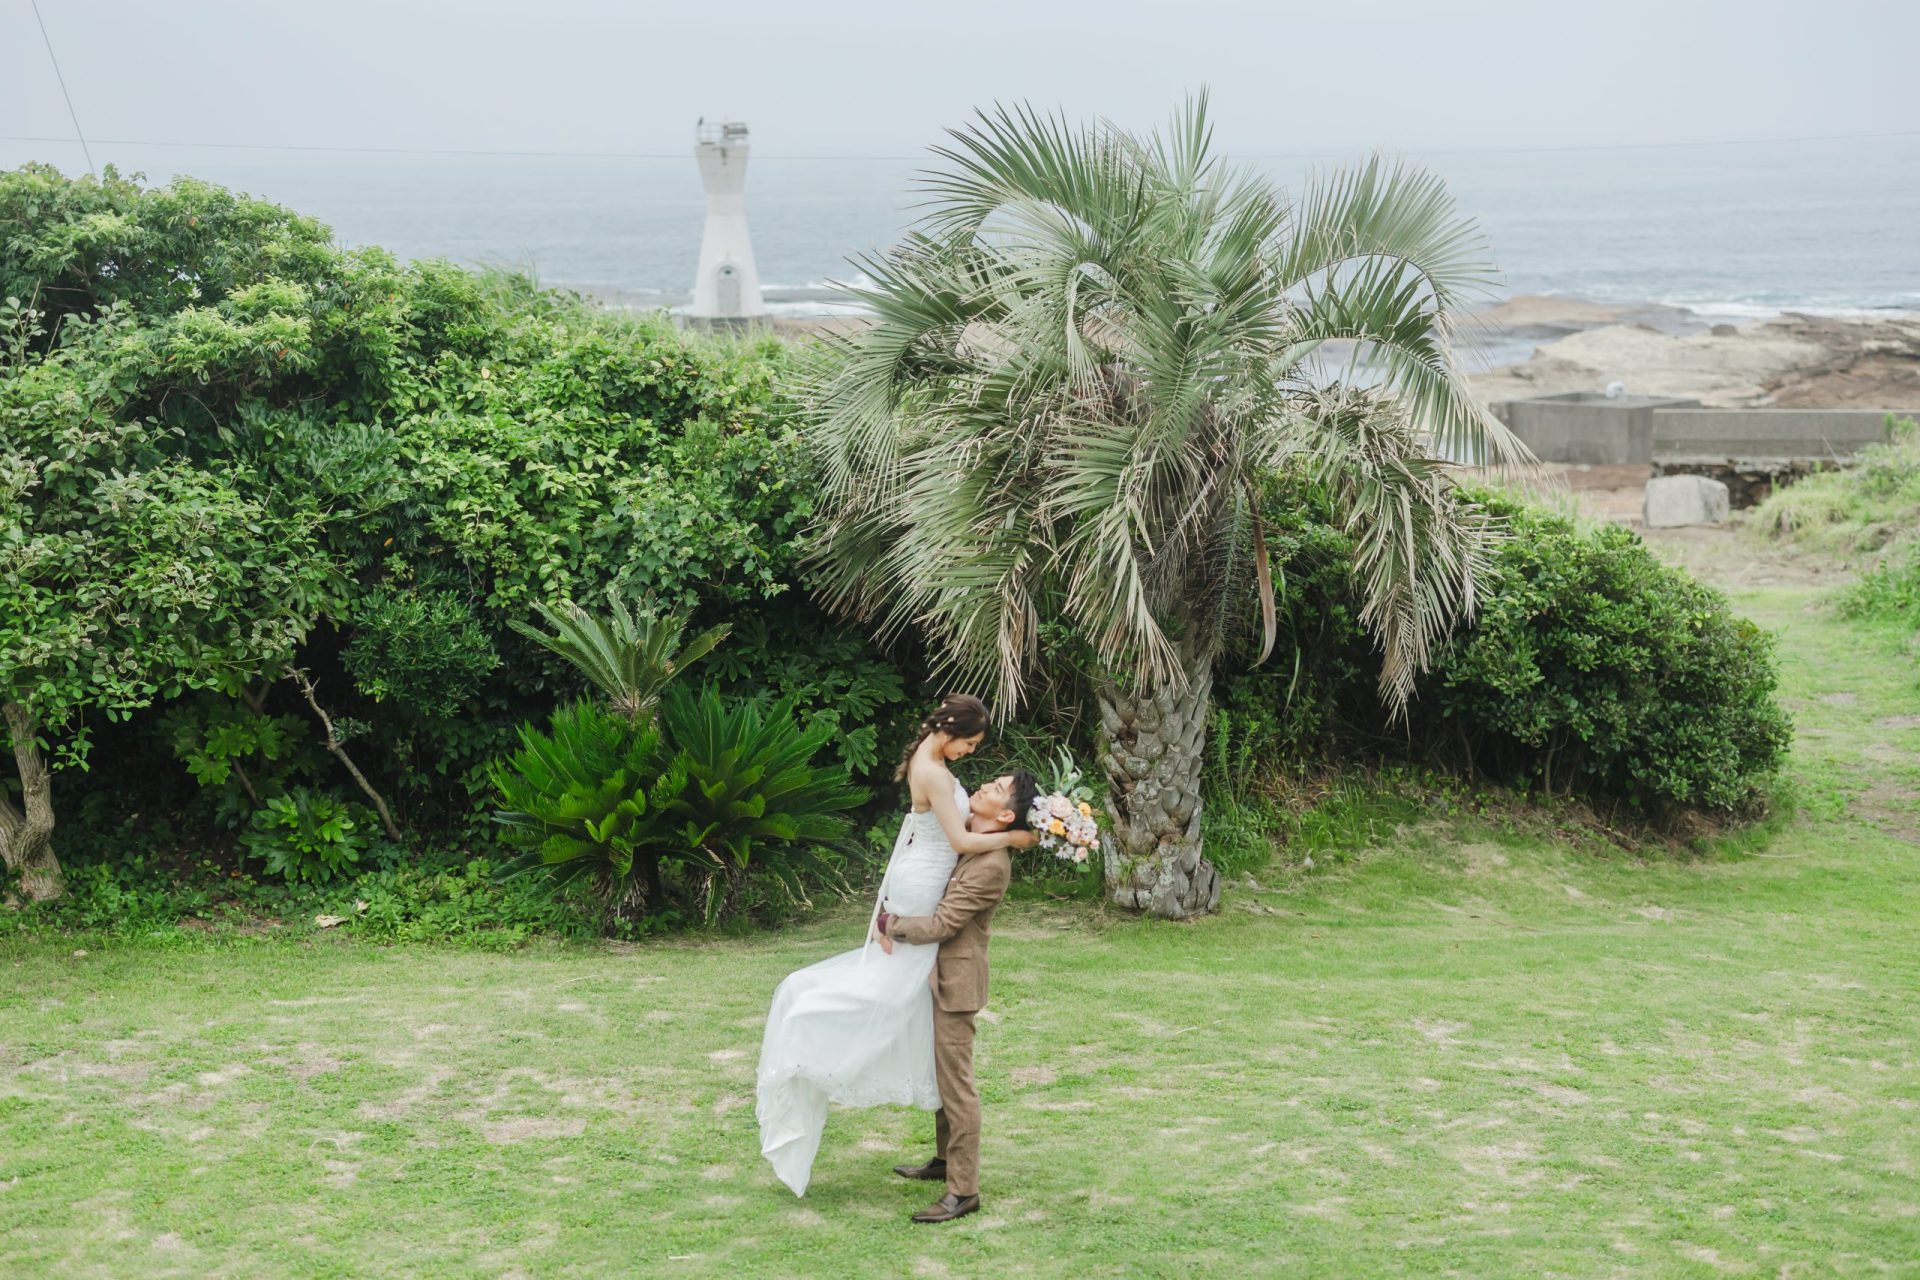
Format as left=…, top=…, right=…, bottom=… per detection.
left=31, top=0, right=95, bottom=177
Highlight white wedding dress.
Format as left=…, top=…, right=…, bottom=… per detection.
left=755, top=780, right=964, bottom=1196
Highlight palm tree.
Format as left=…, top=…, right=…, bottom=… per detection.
left=803, top=96, right=1530, bottom=918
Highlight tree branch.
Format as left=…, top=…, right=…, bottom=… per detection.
left=286, top=668, right=402, bottom=842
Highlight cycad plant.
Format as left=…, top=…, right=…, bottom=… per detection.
left=804, top=95, right=1529, bottom=918
left=491, top=700, right=673, bottom=915
left=510, top=595, right=729, bottom=726
left=654, top=685, right=868, bottom=923
left=492, top=685, right=867, bottom=928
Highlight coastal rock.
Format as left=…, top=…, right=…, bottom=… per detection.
left=1469, top=311, right=1920, bottom=411
left=1469, top=295, right=1697, bottom=339
left=1643, top=474, right=1730, bottom=528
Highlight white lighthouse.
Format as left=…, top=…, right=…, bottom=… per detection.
left=688, top=119, right=766, bottom=326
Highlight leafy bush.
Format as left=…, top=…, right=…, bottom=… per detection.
left=1198, top=709, right=1289, bottom=881
left=1419, top=498, right=1790, bottom=816
left=705, top=604, right=918, bottom=781
left=341, top=587, right=500, bottom=719
left=1213, top=479, right=1791, bottom=821
left=242, top=787, right=376, bottom=883
left=344, top=856, right=592, bottom=950
left=1, top=165, right=850, bottom=884
left=652, top=685, right=867, bottom=921
left=159, top=694, right=319, bottom=829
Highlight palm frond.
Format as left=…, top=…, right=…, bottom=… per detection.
left=510, top=596, right=729, bottom=725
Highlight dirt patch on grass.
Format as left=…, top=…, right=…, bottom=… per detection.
left=1640, top=525, right=1846, bottom=590
left=1852, top=782, right=1920, bottom=840
left=273, top=1042, right=347, bottom=1081
left=480, top=1116, right=587, bottom=1144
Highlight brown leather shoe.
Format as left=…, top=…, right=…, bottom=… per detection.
left=912, top=1192, right=980, bottom=1224
left=892, top=1157, right=947, bottom=1181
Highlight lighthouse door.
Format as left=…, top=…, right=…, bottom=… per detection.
left=716, top=264, right=741, bottom=315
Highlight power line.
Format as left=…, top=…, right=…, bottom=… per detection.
left=2, top=128, right=1917, bottom=165
left=30, top=0, right=93, bottom=177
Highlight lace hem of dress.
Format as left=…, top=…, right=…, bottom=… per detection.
left=758, top=1066, right=941, bottom=1111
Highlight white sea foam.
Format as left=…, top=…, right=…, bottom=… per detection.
left=1654, top=297, right=1920, bottom=323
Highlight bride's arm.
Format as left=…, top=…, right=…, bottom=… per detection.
left=917, top=761, right=1037, bottom=854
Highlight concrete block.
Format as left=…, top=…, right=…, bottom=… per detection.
left=1497, top=392, right=1702, bottom=465
left=1643, top=474, right=1730, bottom=527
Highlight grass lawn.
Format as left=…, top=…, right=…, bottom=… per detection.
left=4, top=580, right=1918, bottom=1277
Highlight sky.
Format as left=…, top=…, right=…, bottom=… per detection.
left=4, top=0, right=1916, bottom=169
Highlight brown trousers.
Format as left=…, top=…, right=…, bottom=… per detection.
left=931, top=1006, right=980, bottom=1196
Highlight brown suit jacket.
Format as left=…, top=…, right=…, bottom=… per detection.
left=888, top=848, right=1011, bottom=1013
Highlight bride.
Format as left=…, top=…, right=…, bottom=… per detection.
left=756, top=693, right=1039, bottom=1196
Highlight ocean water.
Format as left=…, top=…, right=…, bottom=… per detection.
left=15, top=134, right=1919, bottom=366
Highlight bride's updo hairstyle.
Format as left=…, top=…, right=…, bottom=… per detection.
left=895, top=693, right=991, bottom=780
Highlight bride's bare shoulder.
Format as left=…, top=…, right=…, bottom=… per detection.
left=907, top=750, right=950, bottom=811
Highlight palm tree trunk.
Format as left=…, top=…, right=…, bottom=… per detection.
left=1096, top=645, right=1219, bottom=919
left=1, top=702, right=63, bottom=903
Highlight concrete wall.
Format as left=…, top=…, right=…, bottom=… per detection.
left=1495, top=392, right=1700, bottom=465
left=1650, top=410, right=1896, bottom=460
left=1496, top=395, right=1908, bottom=464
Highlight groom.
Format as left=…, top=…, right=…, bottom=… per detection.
left=877, top=769, right=1037, bottom=1224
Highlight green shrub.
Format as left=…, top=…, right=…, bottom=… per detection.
left=1213, top=480, right=1790, bottom=821
left=652, top=685, right=867, bottom=922
left=342, top=587, right=500, bottom=719
left=1197, top=708, right=1288, bottom=880
left=242, top=787, right=375, bottom=883
left=343, top=856, right=592, bottom=950
left=704, top=604, right=917, bottom=782
left=1421, top=498, right=1791, bottom=816
left=1, top=164, right=864, bottom=875
left=159, top=694, right=320, bottom=829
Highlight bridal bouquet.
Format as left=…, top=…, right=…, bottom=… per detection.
left=1027, top=749, right=1101, bottom=864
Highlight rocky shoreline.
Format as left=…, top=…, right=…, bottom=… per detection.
left=1464, top=296, right=1920, bottom=411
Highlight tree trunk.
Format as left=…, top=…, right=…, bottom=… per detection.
left=1, top=702, right=63, bottom=903
left=1096, top=646, right=1219, bottom=919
